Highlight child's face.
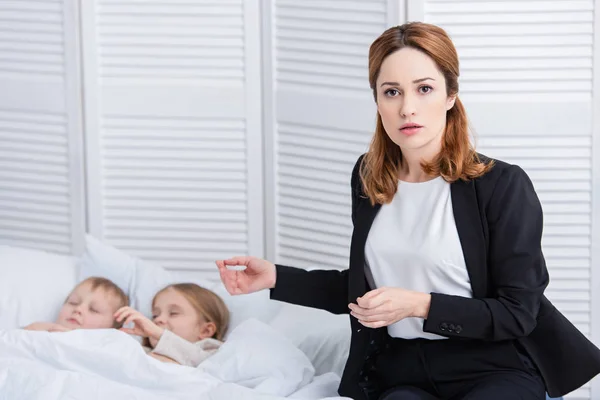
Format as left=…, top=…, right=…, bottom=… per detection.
left=56, top=282, right=119, bottom=329
left=150, top=288, right=213, bottom=347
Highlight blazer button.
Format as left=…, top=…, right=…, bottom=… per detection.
left=455, top=325, right=463, bottom=334
left=440, top=322, right=448, bottom=331
left=449, top=324, right=456, bottom=332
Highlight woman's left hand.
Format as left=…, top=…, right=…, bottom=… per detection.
left=348, top=287, right=431, bottom=329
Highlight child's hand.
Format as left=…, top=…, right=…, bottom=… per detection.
left=114, top=306, right=164, bottom=340
left=23, top=322, right=72, bottom=332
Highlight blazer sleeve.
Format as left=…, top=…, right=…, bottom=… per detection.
left=423, top=165, right=549, bottom=341
left=269, top=156, right=364, bottom=314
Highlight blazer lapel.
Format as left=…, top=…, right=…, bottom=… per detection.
left=451, top=179, right=488, bottom=298
left=349, top=197, right=381, bottom=297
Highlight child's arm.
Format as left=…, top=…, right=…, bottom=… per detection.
left=22, top=322, right=71, bottom=332
left=151, top=330, right=222, bottom=367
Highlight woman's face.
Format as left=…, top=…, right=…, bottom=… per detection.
left=375, top=47, right=456, bottom=155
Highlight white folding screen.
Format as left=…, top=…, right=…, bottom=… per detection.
left=418, top=1, right=597, bottom=399
left=0, top=0, right=85, bottom=254
left=264, top=0, right=402, bottom=269
left=81, top=0, right=263, bottom=280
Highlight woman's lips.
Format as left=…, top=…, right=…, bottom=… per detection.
left=399, top=126, right=422, bottom=135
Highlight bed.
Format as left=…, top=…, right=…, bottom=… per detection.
left=0, top=236, right=352, bottom=400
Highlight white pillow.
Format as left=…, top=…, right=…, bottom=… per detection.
left=269, top=302, right=351, bottom=377
left=77, top=235, right=282, bottom=333
left=201, top=318, right=314, bottom=397
left=0, top=245, right=78, bottom=329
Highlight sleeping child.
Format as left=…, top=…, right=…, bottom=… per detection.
left=24, top=276, right=129, bottom=332
left=114, top=283, right=230, bottom=367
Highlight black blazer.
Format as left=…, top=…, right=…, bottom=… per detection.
left=271, top=154, right=600, bottom=399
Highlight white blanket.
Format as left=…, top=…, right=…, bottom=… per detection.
left=0, top=319, right=349, bottom=400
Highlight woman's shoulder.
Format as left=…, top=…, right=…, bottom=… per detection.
left=474, top=153, right=532, bottom=186
left=473, top=153, right=538, bottom=206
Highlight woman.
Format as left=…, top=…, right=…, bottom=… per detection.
left=216, top=22, right=600, bottom=400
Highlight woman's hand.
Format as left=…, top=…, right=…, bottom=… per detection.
left=216, top=256, right=277, bottom=295
left=114, top=307, right=164, bottom=341
left=348, top=287, right=431, bottom=329
left=23, top=322, right=72, bottom=332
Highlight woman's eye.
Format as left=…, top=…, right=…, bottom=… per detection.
left=384, top=88, right=399, bottom=97
left=419, top=85, right=432, bottom=94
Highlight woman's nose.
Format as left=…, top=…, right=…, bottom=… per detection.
left=399, top=95, right=416, bottom=117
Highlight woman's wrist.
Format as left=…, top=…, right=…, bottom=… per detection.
left=411, top=292, right=432, bottom=319
left=268, top=262, right=277, bottom=289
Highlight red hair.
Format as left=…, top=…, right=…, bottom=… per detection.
left=361, top=22, right=493, bottom=205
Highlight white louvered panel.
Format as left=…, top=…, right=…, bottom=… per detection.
left=0, top=110, right=71, bottom=253
left=275, top=0, right=387, bottom=94
left=0, top=0, right=84, bottom=254
left=271, top=0, right=388, bottom=269
left=276, top=121, right=371, bottom=270
left=0, top=0, right=64, bottom=79
left=83, top=0, right=262, bottom=278
left=100, top=116, right=248, bottom=271
left=425, top=0, right=594, bottom=101
left=97, top=0, right=243, bottom=83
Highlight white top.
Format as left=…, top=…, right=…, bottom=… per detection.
left=364, top=176, right=472, bottom=340
left=146, top=330, right=222, bottom=367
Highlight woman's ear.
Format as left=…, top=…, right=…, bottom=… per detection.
left=197, top=321, right=217, bottom=340
left=446, top=95, right=457, bottom=111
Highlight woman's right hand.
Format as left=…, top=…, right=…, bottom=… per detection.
left=216, top=256, right=276, bottom=295
left=114, top=306, right=164, bottom=341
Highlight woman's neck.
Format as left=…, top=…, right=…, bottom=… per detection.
left=398, top=144, right=440, bottom=183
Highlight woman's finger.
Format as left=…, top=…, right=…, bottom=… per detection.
left=358, top=320, right=388, bottom=329
left=351, top=311, right=388, bottom=323
left=223, top=256, right=250, bottom=267
left=349, top=303, right=387, bottom=317
left=356, top=290, right=387, bottom=309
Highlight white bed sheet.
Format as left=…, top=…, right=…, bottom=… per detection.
left=0, top=319, right=350, bottom=400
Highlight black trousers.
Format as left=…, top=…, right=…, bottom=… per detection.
left=373, top=335, right=545, bottom=400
